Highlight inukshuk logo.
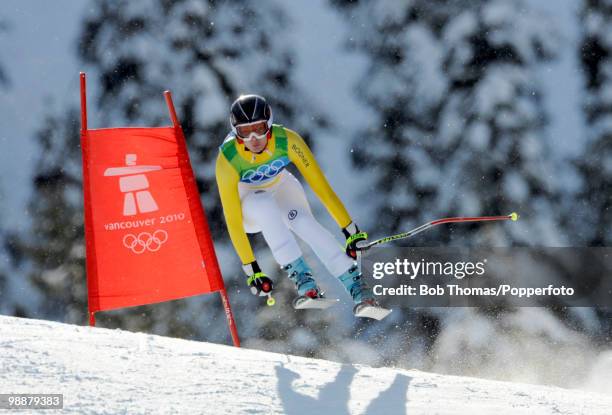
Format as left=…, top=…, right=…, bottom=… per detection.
left=104, top=154, right=169, bottom=255
left=104, top=154, right=162, bottom=216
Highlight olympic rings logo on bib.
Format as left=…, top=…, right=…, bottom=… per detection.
left=123, top=230, right=168, bottom=254
left=241, top=159, right=287, bottom=183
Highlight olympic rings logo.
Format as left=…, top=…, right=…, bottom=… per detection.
left=123, top=230, right=168, bottom=254
left=241, top=159, right=287, bottom=183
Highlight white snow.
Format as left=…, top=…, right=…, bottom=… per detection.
left=1, top=315, right=611, bottom=415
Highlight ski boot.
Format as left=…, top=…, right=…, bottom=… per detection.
left=283, top=257, right=319, bottom=297
left=283, top=257, right=337, bottom=309
left=338, top=263, right=391, bottom=320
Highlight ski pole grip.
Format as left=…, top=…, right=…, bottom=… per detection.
left=356, top=240, right=372, bottom=250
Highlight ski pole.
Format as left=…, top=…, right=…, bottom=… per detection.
left=259, top=280, right=275, bottom=306
left=357, top=212, right=519, bottom=251
left=266, top=292, right=276, bottom=307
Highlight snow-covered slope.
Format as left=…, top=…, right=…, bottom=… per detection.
left=1, top=316, right=611, bottom=415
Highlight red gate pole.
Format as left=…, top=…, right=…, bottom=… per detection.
left=219, top=288, right=241, bottom=348
left=164, top=90, right=241, bottom=347
left=164, top=90, right=180, bottom=127
left=80, top=72, right=97, bottom=327
left=80, top=72, right=87, bottom=131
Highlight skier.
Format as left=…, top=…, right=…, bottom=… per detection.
left=215, top=94, right=379, bottom=316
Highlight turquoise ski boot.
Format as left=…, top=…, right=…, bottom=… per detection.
left=282, top=257, right=320, bottom=299
left=338, top=263, right=390, bottom=319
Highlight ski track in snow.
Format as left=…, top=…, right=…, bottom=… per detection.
left=1, top=316, right=611, bottom=415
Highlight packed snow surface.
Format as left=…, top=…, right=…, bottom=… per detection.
left=1, top=315, right=611, bottom=414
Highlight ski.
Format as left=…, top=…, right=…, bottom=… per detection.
left=354, top=303, right=392, bottom=320
left=293, top=296, right=339, bottom=310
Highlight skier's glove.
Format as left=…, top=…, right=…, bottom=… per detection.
left=343, top=222, right=368, bottom=259
left=243, top=261, right=274, bottom=296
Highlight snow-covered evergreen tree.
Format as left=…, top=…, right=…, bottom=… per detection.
left=330, top=0, right=579, bottom=371
left=330, top=0, right=461, bottom=237
left=578, top=0, right=612, bottom=246
left=8, top=110, right=86, bottom=322
left=0, top=22, right=7, bottom=87
left=0, top=18, right=8, bottom=87
left=333, top=0, right=564, bottom=247
left=0, top=18, right=7, bottom=312
left=438, top=1, right=564, bottom=246
left=0, top=19, right=24, bottom=317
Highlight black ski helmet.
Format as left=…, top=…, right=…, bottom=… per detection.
left=229, top=94, right=273, bottom=134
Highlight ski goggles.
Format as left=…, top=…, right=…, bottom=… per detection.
left=235, top=121, right=269, bottom=142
